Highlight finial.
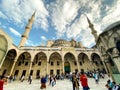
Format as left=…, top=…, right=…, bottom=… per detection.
left=84, top=14, right=91, bottom=24
left=32, top=10, right=36, bottom=16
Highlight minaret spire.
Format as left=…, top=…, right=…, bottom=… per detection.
left=19, top=11, right=36, bottom=47
left=85, top=15, right=98, bottom=42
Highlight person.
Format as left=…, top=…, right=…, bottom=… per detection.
left=80, top=71, right=90, bottom=90
left=93, top=71, right=99, bottom=84
left=105, top=79, right=114, bottom=90
left=112, top=81, right=120, bottom=90
left=51, top=76, right=55, bottom=87
left=0, top=77, right=7, bottom=90
left=72, top=73, right=79, bottom=90
left=28, top=75, right=32, bottom=84
left=21, top=75, right=25, bottom=82
left=40, top=75, right=46, bottom=89
left=9, top=75, right=13, bottom=83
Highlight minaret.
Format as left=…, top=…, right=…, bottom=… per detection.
left=86, top=16, right=98, bottom=42
left=19, top=11, right=36, bottom=47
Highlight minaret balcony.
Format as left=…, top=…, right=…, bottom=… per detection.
left=25, top=26, right=30, bottom=29
left=21, top=35, right=28, bottom=39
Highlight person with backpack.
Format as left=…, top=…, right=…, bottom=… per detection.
left=112, top=81, right=120, bottom=90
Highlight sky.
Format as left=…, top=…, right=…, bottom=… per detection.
left=0, top=0, right=120, bottom=48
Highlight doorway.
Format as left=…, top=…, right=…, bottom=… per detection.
left=64, top=62, right=70, bottom=74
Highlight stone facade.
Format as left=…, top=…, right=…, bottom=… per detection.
left=96, top=21, right=120, bottom=84
left=0, top=35, right=104, bottom=79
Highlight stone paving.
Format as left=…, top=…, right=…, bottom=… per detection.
left=4, top=76, right=110, bottom=90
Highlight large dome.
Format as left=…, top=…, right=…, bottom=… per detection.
left=52, top=39, right=71, bottom=47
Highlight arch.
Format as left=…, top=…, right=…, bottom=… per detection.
left=13, top=52, right=31, bottom=78
left=6, top=49, right=17, bottom=60
left=91, top=53, right=104, bottom=71
left=91, top=53, right=101, bottom=62
left=1, top=49, right=17, bottom=76
left=49, top=52, right=62, bottom=62
left=49, top=52, right=62, bottom=75
left=33, top=52, right=47, bottom=64
left=78, top=53, right=91, bottom=71
left=0, top=35, right=8, bottom=65
left=107, top=31, right=120, bottom=48
left=64, top=52, right=76, bottom=62
left=32, top=52, right=47, bottom=77
left=78, top=53, right=89, bottom=63
left=18, top=52, right=31, bottom=62
left=64, top=52, right=76, bottom=73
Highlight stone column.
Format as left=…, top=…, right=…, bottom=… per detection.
left=28, top=61, right=33, bottom=75
left=62, top=61, right=64, bottom=73
left=103, top=61, right=109, bottom=74
left=46, top=61, right=49, bottom=74
left=113, top=58, right=120, bottom=72
left=76, top=61, right=80, bottom=72
left=112, top=48, right=120, bottom=73
left=10, top=60, right=17, bottom=76
left=88, top=60, right=93, bottom=70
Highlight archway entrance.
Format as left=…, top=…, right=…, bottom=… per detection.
left=64, top=52, right=76, bottom=73
left=64, top=61, right=70, bottom=74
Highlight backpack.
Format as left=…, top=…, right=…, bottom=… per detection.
left=112, top=85, right=120, bottom=90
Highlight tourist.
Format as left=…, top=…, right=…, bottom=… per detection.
left=112, top=81, right=120, bottom=90
left=72, top=73, right=79, bottom=90
left=49, top=75, right=52, bottom=85
left=80, top=71, right=90, bottom=90
left=0, top=77, right=7, bottom=90
left=28, top=75, right=32, bottom=84
left=40, top=75, right=46, bottom=89
left=93, top=71, right=99, bottom=84
left=20, top=75, right=25, bottom=82
left=9, top=75, right=13, bottom=83
left=105, top=79, right=114, bottom=90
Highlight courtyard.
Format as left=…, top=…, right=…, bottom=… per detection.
left=4, top=75, right=109, bottom=90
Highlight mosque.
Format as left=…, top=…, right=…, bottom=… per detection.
left=0, top=12, right=120, bottom=83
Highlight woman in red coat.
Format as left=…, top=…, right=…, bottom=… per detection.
left=80, top=71, right=90, bottom=90
left=0, top=78, right=7, bottom=90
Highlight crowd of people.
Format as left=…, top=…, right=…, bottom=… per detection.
left=0, top=69, right=120, bottom=90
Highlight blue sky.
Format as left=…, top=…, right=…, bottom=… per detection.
left=0, top=0, right=120, bottom=48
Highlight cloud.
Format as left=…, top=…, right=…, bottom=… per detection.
left=41, top=36, right=47, bottom=41
left=9, top=27, right=21, bottom=37
left=47, top=0, right=80, bottom=38
left=47, top=0, right=120, bottom=47
left=100, top=0, right=120, bottom=31
left=47, top=0, right=102, bottom=47
left=26, top=39, right=40, bottom=46
left=0, top=11, right=7, bottom=19
left=1, top=0, right=120, bottom=47
left=0, top=0, right=49, bottom=30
